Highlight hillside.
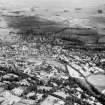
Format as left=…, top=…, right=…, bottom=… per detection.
left=0, top=1, right=105, bottom=105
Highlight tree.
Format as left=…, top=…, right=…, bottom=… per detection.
left=98, top=9, right=103, bottom=14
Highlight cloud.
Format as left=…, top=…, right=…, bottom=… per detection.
left=0, top=0, right=105, bottom=10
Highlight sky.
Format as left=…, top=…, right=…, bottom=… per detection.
left=0, top=0, right=105, bottom=10
left=37, top=0, right=105, bottom=8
